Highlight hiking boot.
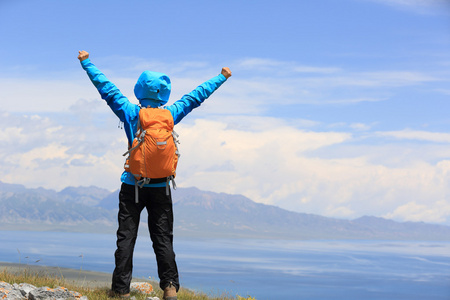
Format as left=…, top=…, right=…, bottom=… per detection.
left=107, top=290, right=131, bottom=298
left=163, top=282, right=177, bottom=300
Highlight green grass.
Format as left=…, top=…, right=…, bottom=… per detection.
left=0, top=268, right=256, bottom=300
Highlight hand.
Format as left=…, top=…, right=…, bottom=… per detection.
left=221, top=67, right=232, bottom=79
left=78, top=50, right=89, bottom=62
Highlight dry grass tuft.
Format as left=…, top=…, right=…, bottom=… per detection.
left=0, top=268, right=253, bottom=299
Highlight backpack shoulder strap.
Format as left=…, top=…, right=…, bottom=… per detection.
left=122, top=109, right=145, bottom=157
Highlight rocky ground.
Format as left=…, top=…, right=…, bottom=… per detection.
left=0, top=281, right=88, bottom=299
left=0, top=262, right=159, bottom=300
left=0, top=281, right=159, bottom=300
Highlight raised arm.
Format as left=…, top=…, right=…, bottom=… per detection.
left=78, top=50, right=140, bottom=144
left=167, top=67, right=232, bottom=125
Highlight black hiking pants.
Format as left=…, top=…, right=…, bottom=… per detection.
left=111, top=183, right=179, bottom=294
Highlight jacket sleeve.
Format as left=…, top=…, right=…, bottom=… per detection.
left=167, top=74, right=227, bottom=125
left=80, top=58, right=139, bottom=144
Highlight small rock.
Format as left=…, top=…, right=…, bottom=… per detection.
left=0, top=281, right=87, bottom=300
left=0, top=281, right=13, bottom=289
left=6, top=289, right=26, bottom=299
left=17, top=283, right=37, bottom=297
left=28, top=286, right=76, bottom=300
left=1, top=282, right=25, bottom=299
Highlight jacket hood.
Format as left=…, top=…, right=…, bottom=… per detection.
left=134, top=71, right=171, bottom=106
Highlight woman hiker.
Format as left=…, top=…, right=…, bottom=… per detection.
left=78, top=50, right=231, bottom=299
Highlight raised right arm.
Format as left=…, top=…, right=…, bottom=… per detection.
left=78, top=51, right=139, bottom=144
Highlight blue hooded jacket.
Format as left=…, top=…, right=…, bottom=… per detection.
left=80, top=58, right=227, bottom=187
left=134, top=70, right=172, bottom=107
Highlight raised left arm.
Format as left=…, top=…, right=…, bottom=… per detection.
left=167, top=70, right=230, bottom=124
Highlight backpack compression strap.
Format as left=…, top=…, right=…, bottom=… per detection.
left=133, top=176, right=177, bottom=203
left=122, top=121, right=146, bottom=157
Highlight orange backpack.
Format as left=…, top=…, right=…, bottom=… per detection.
left=123, top=107, right=180, bottom=195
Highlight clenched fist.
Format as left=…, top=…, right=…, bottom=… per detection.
left=78, top=50, right=89, bottom=62
left=221, top=67, right=232, bottom=79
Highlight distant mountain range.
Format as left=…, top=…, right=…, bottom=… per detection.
left=0, top=181, right=449, bottom=240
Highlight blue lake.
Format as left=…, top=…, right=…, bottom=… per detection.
left=0, top=231, right=449, bottom=300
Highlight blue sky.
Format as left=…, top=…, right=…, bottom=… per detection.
left=1, top=0, right=450, bottom=224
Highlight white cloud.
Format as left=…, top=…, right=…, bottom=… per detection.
left=377, top=129, right=450, bottom=143
left=349, top=123, right=373, bottom=131
left=384, top=200, right=450, bottom=224
left=434, top=89, right=450, bottom=95
left=0, top=78, right=92, bottom=113
left=0, top=112, right=125, bottom=191
left=303, top=71, right=437, bottom=88
left=364, top=0, right=450, bottom=15
left=237, top=58, right=341, bottom=74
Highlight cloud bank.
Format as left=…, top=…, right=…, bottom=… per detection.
left=1, top=111, right=450, bottom=225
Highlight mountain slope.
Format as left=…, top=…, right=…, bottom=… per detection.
left=0, top=182, right=115, bottom=232
left=171, top=187, right=450, bottom=240
left=1, top=181, right=449, bottom=240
